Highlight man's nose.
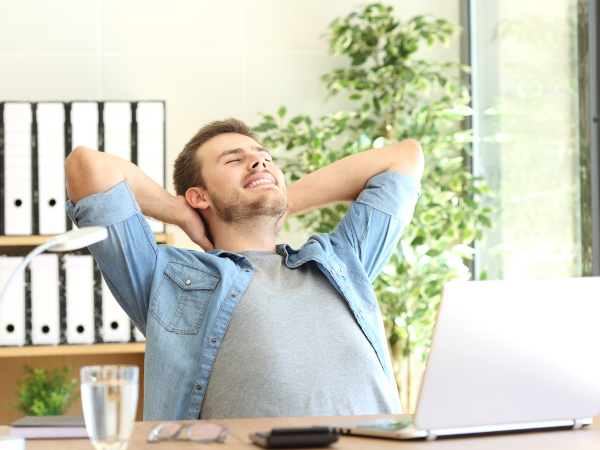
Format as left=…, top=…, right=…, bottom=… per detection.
left=250, top=156, right=267, bottom=170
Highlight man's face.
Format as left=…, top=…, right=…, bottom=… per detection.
left=196, top=133, right=287, bottom=223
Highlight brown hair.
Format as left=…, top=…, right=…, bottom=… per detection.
left=173, top=118, right=260, bottom=196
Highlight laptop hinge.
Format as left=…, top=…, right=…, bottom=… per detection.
left=573, top=419, right=586, bottom=430
left=425, top=431, right=438, bottom=441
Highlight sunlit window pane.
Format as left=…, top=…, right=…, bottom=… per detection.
left=471, top=0, right=582, bottom=280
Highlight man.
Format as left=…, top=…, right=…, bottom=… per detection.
left=65, top=118, right=423, bottom=421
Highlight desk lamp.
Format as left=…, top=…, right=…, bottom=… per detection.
left=0, top=226, right=108, bottom=312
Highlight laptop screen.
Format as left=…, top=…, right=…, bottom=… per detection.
left=414, top=277, right=600, bottom=431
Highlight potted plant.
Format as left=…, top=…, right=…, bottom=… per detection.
left=255, top=3, right=493, bottom=412
left=9, top=364, right=79, bottom=416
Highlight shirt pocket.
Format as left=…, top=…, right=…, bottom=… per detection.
left=149, top=262, right=220, bottom=335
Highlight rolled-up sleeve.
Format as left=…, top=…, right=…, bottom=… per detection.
left=66, top=181, right=159, bottom=333
left=333, top=172, right=420, bottom=281
left=356, top=171, right=421, bottom=225
left=67, top=181, right=141, bottom=228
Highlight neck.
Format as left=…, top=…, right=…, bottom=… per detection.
left=211, top=217, right=278, bottom=253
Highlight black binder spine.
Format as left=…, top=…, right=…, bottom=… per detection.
left=130, top=101, right=138, bottom=165
left=31, top=103, right=39, bottom=235
left=129, top=320, right=136, bottom=343
left=24, top=266, right=32, bottom=345
left=58, top=253, right=67, bottom=344
left=64, top=102, right=73, bottom=231
left=98, top=101, right=104, bottom=153
left=93, top=261, right=103, bottom=343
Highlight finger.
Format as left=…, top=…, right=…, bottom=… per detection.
left=199, top=236, right=215, bottom=252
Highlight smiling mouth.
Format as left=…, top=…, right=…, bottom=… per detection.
left=244, top=178, right=275, bottom=189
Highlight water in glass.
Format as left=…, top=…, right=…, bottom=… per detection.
left=81, top=366, right=139, bottom=450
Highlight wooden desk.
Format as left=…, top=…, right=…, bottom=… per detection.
left=3, top=415, right=600, bottom=449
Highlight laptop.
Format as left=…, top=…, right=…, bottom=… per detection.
left=322, top=277, right=600, bottom=440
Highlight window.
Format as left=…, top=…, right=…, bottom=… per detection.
left=468, top=0, right=596, bottom=279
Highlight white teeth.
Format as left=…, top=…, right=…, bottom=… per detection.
left=246, top=178, right=272, bottom=188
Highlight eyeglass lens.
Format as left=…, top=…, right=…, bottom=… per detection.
left=149, top=421, right=228, bottom=443
left=187, top=422, right=229, bottom=442
left=154, top=422, right=182, bottom=438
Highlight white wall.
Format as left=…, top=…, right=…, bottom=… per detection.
left=0, top=0, right=460, bottom=248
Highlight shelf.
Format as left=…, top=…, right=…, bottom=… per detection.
left=0, top=342, right=145, bottom=358
left=0, top=233, right=171, bottom=248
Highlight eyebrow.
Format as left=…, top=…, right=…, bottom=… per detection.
left=216, top=146, right=272, bottom=162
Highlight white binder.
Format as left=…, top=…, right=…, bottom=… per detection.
left=103, top=102, right=132, bottom=161
left=70, top=102, right=98, bottom=151
left=64, top=254, right=95, bottom=344
left=3, top=102, right=33, bottom=235
left=30, top=253, right=60, bottom=345
left=0, top=256, right=26, bottom=346
left=137, top=102, right=165, bottom=233
left=101, top=277, right=130, bottom=343
left=37, top=103, right=67, bottom=235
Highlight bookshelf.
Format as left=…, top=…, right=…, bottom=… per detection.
left=0, top=233, right=173, bottom=253
left=0, top=232, right=172, bottom=424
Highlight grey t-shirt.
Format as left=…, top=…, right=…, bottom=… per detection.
left=199, top=250, right=394, bottom=419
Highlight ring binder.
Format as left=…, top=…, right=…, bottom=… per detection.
left=0, top=256, right=26, bottom=346
left=2, top=102, right=33, bottom=236
left=37, top=102, right=67, bottom=235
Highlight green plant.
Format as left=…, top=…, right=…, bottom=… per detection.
left=9, top=365, right=79, bottom=416
left=255, top=3, right=493, bottom=412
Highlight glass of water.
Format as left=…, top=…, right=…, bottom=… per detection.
left=80, top=365, right=139, bottom=450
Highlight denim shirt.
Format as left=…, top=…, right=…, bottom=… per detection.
left=66, top=171, right=420, bottom=421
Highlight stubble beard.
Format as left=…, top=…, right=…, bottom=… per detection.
left=210, top=188, right=288, bottom=225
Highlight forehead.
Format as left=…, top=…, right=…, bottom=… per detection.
left=197, top=133, right=262, bottom=164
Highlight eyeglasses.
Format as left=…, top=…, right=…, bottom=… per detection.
left=147, top=421, right=230, bottom=444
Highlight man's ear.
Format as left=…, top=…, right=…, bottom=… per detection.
left=186, top=187, right=210, bottom=210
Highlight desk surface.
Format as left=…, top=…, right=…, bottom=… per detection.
left=3, top=415, right=600, bottom=449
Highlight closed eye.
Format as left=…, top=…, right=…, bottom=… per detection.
left=225, top=159, right=240, bottom=164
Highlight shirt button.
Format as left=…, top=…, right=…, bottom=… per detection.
left=185, top=279, right=191, bottom=285
left=196, top=385, right=202, bottom=390
left=244, top=269, right=250, bottom=273
left=331, top=269, right=336, bottom=275
left=231, top=293, right=237, bottom=298
left=357, top=313, right=362, bottom=319
left=211, top=338, right=217, bottom=343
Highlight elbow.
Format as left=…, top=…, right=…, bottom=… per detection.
left=401, top=138, right=424, bottom=160
left=65, top=146, right=90, bottom=183
left=391, top=139, right=424, bottom=181
left=65, top=146, right=93, bottom=176
left=65, top=146, right=101, bottom=204
left=65, top=146, right=128, bottom=204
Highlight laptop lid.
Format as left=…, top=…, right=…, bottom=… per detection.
left=322, top=277, right=600, bottom=439
left=414, top=277, right=600, bottom=431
